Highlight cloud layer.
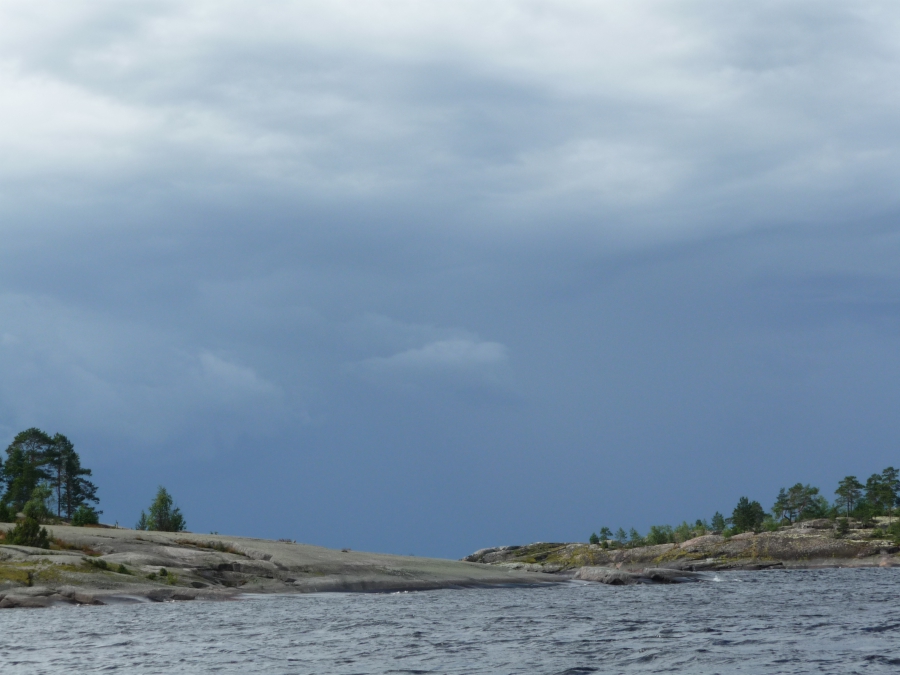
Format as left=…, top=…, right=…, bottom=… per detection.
left=1, top=1, right=899, bottom=557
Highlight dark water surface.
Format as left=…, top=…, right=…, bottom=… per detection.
left=2, top=568, right=900, bottom=674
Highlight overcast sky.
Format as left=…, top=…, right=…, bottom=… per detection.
left=2, top=1, right=900, bottom=557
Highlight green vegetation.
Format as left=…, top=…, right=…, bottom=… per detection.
left=590, top=466, right=900, bottom=547
left=6, top=514, right=50, bottom=548
left=0, top=428, right=100, bottom=524
left=86, top=557, right=109, bottom=570
left=135, top=486, right=187, bottom=532
left=1, top=428, right=192, bottom=537
left=71, top=504, right=100, bottom=526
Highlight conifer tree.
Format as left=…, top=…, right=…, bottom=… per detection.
left=711, top=512, right=726, bottom=531
left=143, top=486, right=187, bottom=532
left=1, top=428, right=53, bottom=511
left=731, top=496, right=765, bottom=533
left=834, top=476, right=863, bottom=517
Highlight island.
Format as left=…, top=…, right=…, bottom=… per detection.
left=463, top=517, right=900, bottom=585
left=0, top=524, right=564, bottom=609
left=2, top=428, right=900, bottom=606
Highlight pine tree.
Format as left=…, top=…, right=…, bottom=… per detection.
left=834, top=476, right=863, bottom=517
left=731, top=496, right=766, bottom=533
left=2, top=428, right=53, bottom=512
left=60, top=441, right=99, bottom=521
left=711, top=511, right=726, bottom=532
left=144, top=487, right=187, bottom=532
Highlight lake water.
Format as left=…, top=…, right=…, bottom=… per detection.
left=2, top=568, right=899, bottom=674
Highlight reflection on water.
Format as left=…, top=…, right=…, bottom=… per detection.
left=2, top=568, right=899, bottom=674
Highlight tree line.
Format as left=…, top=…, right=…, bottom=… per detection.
left=0, top=428, right=188, bottom=548
left=590, top=466, right=900, bottom=548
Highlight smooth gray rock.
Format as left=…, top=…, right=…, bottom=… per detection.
left=0, top=524, right=565, bottom=608
left=575, top=566, right=704, bottom=585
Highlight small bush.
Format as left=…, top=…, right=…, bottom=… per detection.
left=86, top=557, right=109, bottom=570
left=159, top=568, right=168, bottom=577
left=117, top=564, right=131, bottom=575
left=6, top=518, right=50, bottom=548
left=871, top=528, right=885, bottom=539
left=147, top=572, right=157, bottom=580
left=761, top=517, right=780, bottom=532
left=72, top=505, right=100, bottom=527
left=22, top=485, right=53, bottom=524
left=836, top=518, right=850, bottom=536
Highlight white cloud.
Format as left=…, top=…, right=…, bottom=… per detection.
left=1, top=1, right=899, bottom=238
left=363, top=338, right=508, bottom=371
left=352, top=337, right=510, bottom=389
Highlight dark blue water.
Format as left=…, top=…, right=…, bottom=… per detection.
left=2, top=568, right=899, bottom=674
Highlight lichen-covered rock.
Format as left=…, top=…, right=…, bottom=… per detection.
left=792, top=519, right=833, bottom=530
left=466, top=529, right=900, bottom=573
left=679, top=534, right=724, bottom=550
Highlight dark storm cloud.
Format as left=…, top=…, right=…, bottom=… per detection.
left=1, top=1, right=899, bottom=556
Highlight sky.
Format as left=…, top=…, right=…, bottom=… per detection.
left=1, top=1, right=900, bottom=558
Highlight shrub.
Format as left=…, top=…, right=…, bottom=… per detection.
left=589, top=532, right=599, bottom=545
left=761, top=517, right=780, bottom=532
left=22, top=484, right=52, bottom=524
left=72, top=504, right=100, bottom=526
left=887, top=522, right=900, bottom=544
left=835, top=518, right=850, bottom=537
left=0, top=502, right=12, bottom=523
left=6, top=518, right=50, bottom=548
left=159, top=568, right=168, bottom=577
left=117, top=564, right=131, bottom=575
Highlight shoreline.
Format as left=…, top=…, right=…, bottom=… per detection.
left=0, top=524, right=563, bottom=609
left=462, top=520, right=900, bottom=584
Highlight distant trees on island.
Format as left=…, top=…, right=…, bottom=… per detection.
left=590, top=466, right=900, bottom=548
left=0, top=427, right=187, bottom=548
left=135, top=486, right=186, bottom=532
left=0, top=428, right=100, bottom=525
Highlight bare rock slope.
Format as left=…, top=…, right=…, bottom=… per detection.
left=0, top=524, right=563, bottom=609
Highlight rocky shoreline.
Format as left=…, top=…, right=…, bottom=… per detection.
left=0, top=524, right=563, bottom=609
left=463, top=519, right=900, bottom=584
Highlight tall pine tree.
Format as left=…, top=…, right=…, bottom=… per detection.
left=1, top=428, right=53, bottom=511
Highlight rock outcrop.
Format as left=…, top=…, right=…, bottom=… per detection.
left=464, top=520, right=900, bottom=582
left=574, top=566, right=704, bottom=585
left=0, top=524, right=564, bottom=609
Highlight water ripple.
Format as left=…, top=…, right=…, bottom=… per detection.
left=2, top=568, right=900, bottom=673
